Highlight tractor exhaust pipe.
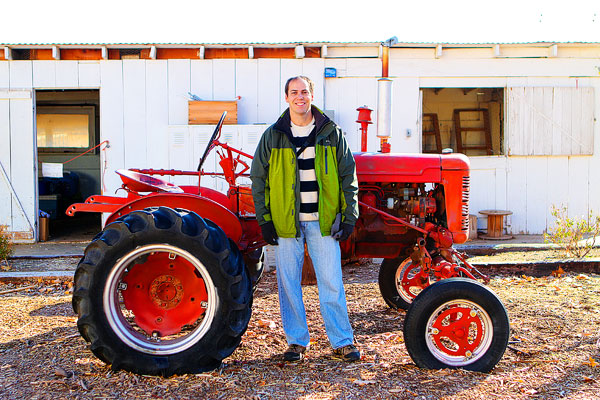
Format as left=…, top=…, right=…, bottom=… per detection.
left=377, top=78, right=392, bottom=153
left=377, top=37, right=397, bottom=153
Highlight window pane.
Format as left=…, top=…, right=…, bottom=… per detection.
left=37, top=114, right=90, bottom=148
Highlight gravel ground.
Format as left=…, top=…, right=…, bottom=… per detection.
left=0, top=260, right=599, bottom=399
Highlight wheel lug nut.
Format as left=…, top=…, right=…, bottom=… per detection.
left=431, top=328, right=439, bottom=335
left=465, top=350, right=473, bottom=358
left=470, top=310, right=477, bottom=317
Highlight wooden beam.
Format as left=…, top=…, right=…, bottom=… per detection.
left=204, top=48, right=248, bottom=59
left=156, top=48, right=202, bottom=59
left=253, top=47, right=294, bottom=58
left=60, top=49, right=102, bottom=60
left=31, top=49, right=53, bottom=60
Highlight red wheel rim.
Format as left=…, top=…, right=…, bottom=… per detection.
left=396, top=259, right=431, bottom=303
left=121, top=252, right=208, bottom=337
left=430, top=306, right=484, bottom=357
left=425, top=300, right=494, bottom=366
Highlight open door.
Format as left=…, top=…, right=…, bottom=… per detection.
left=36, top=90, right=102, bottom=241
left=0, top=89, right=37, bottom=242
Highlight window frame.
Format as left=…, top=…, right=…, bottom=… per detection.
left=36, top=105, right=96, bottom=153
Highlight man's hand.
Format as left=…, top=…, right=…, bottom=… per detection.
left=332, top=222, right=353, bottom=242
left=260, top=221, right=279, bottom=245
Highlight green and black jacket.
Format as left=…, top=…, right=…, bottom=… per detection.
left=250, top=106, right=359, bottom=238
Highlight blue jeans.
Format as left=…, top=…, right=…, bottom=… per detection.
left=275, top=221, right=354, bottom=349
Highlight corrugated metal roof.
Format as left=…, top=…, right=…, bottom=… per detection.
left=1, top=40, right=599, bottom=47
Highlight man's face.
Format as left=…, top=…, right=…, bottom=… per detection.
left=285, top=78, right=313, bottom=116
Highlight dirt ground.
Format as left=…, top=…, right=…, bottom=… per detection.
left=467, top=247, right=600, bottom=264
left=0, top=259, right=599, bottom=399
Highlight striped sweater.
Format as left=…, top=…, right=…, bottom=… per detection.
left=290, top=119, right=318, bottom=221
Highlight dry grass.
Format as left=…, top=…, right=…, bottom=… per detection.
left=0, top=263, right=599, bottom=399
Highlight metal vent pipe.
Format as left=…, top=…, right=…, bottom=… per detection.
left=376, top=78, right=392, bottom=139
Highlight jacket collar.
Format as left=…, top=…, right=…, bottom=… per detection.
left=273, top=105, right=331, bottom=138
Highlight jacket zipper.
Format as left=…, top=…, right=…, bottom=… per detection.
left=325, top=146, right=328, bottom=174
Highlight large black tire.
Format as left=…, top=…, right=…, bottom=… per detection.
left=403, top=278, right=509, bottom=373
left=72, top=207, right=252, bottom=376
left=243, top=247, right=264, bottom=291
left=378, top=257, right=430, bottom=310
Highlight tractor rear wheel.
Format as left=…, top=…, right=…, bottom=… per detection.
left=379, top=257, right=431, bottom=310
left=72, top=207, right=252, bottom=376
left=403, top=278, right=509, bottom=373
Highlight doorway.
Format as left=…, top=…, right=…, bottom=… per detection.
left=36, top=89, right=101, bottom=241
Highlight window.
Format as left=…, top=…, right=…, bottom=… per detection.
left=422, top=88, right=504, bottom=156
left=36, top=106, right=95, bottom=152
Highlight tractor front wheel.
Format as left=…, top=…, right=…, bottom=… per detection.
left=403, top=278, right=509, bottom=373
left=72, top=207, right=252, bottom=376
left=379, top=257, right=431, bottom=310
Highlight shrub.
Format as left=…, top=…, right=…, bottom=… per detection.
left=0, top=225, right=13, bottom=264
left=544, top=205, right=600, bottom=258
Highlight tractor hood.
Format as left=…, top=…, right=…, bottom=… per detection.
left=354, top=152, right=469, bottom=183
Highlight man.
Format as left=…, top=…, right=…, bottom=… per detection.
left=250, top=76, right=360, bottom=362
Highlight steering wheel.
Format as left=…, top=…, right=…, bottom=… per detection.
left=197, top=111, right=227, bottom=172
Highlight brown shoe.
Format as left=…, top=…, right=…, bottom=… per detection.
left=283, top=344, right=307, bottom=362
left=333, top=344, right=360, bottom=362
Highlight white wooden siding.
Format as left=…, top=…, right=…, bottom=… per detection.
left=0, top=90, right=36, bottom=240
left=190, top=60, right=213, bottom=100
left=100, top=61, right=125, bottom=195
left=78, top=61, right=101, bottom=87
left=257, top=59, right=280, bottom=123
left=236, top=60, right=258, bottom=124
left=123, top=60, right=147, bottom=168
left=0, top=95, right=12, bottom=230
left=167, top=59, right=191, bottom=125
left=0, top=55, right=599, bottom=237
left=56, top=60, right=79, bottom=87
left=145, top=61, right=169, bottom=169
left=33, top=61, right=56, bottom=88
left=508, top=87, right=595, bottom=155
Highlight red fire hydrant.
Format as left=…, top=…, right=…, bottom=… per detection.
left=356, top=106, right=373, bottom=152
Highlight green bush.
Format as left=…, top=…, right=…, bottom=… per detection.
left=0, top=225, right=13, bottom=264
left=544, top=205, right=600, bottom=258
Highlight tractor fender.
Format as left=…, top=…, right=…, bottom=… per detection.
left=105, top=193, right=242, bottom=243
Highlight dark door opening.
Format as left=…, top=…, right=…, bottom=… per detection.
left=36, top=89, right=101, bottom=242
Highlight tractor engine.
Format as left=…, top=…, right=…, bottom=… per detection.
left=347, top=152, right=470, bottom=260
left=359, top=182, right=441, bottom=234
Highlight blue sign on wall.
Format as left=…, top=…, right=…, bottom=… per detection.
left=324, top=67, right=337, bottom=78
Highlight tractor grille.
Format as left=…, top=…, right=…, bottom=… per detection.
left=461, top=176, right=470, bottom=233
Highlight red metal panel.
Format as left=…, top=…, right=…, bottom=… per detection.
left=355, top=153, right=442, bottom=183
left=441, top=153, right=470, bottom=170
left=105, top=194, right=243, bottom=243
left=66, top=202, right=121, bottom=216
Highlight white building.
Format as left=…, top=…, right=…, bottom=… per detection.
left=0, top=41, right=598, bottom=242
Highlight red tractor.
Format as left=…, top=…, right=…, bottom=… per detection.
left=68, top=113, right=509, bottom=376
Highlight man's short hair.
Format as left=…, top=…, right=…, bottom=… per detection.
left=285, top=76, right=314, bottom=96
